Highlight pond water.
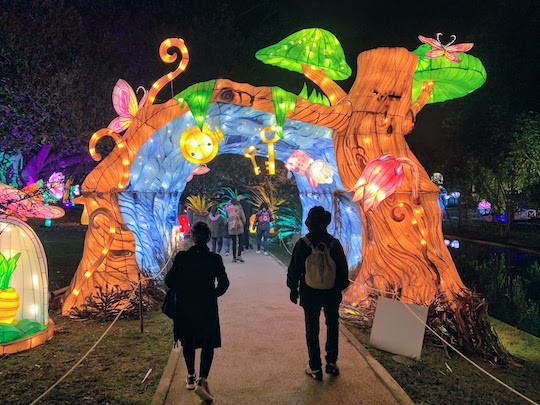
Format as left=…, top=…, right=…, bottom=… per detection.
left=449, top=239, right=540, bottom=337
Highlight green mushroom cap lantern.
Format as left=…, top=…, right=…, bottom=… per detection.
left=412, top=44, right=487, bottom=104
left=255, top=28, right=352, bottom=81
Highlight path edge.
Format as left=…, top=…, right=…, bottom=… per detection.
left=151, top=346, right=182, bottom=405
left=339, top=322, right=416, bottom=405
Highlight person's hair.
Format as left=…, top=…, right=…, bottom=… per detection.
left=191, top=221, right=211, bottom=245
left=260, top=202, right=269, bottom=211
left=231, top=198, right=239, bottom=206
left=305, top=206, right=331, bottom=231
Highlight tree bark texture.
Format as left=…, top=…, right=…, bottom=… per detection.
left=333, top=48, right=506, bottom=361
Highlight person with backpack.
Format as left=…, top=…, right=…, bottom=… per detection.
left=225, top=198, right=246, bottom=263
left=287, top=206, right=350, bottom=381
left=164, top=221, right=230, bottom=401
left=252, top=202, right=273, bottom=255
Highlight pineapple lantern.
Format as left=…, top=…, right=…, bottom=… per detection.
left=0, top=182, right=64, bottom=351
left=0, top=252, right=21, bottom=324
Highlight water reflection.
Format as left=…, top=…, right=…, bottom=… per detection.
left=449, top=240, right=540, bottom=338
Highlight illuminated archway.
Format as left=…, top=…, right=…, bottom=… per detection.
left=59, top=30, right=504, bottom=365
left=62, top=96, right=362, bottom=313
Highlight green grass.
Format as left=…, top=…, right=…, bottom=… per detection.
left=491, top=317, right=540, bottom=369
left=0, top=311, right=172, bottom=404
left=267, top=239, right=292, bottom=267
left=0, top=206, right=172, bottom=404
left=345, top=321, right=540, bottom=405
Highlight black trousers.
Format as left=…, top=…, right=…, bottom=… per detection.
left=303, top=301, right=340, bottom=370
left=243, top=223, right=251, bottom=249
left=230, top=233, right=243, bottom=258
left=182, top=341, right=215, bottom=378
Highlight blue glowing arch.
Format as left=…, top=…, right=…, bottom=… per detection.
left=118, top=102, right=362, bottom=275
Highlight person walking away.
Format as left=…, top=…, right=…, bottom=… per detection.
left=225, top=198, right=246, bottom=263
left=222, top=201, right=232, bottom=256
left=165, top=221, right=230, bottom=401
left=208, top=206, right=225, bottom=253
left=253, top=202, right=272, bottom=255
left=237, top=194, right=253, bottom=250
left=287, top=206, right=349, bottom=380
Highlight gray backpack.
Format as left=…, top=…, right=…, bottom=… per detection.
left=302, top=236, right=337, bottom=289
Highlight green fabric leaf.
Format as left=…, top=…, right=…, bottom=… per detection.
left=299, top=83, right=309, bottom=99
left=15, top=319, right=46, bottom=335
left=256, top=28, right=352, bottom=80
left=174, top=80, right=216, bottom=130
left=0, top=324, right=23, bottom=343
left=412, top=44, right=487, bottom=104
left=271, top=87, right=297, bottom=138
left=0, top=252, right=20, bottom=289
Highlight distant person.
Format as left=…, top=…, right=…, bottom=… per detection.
left=208, top=206, right=225, bottom=253
left=287, top=206, right=349, bottom=380
left=252, top=202, right=273, bottom=255
left=165, top=221, right=230, bottom=401
left=225, top=198, right=246, bottom=263
left=222, top=201, right=232, bottom=256
left=237, top=194, right=253, bottom=250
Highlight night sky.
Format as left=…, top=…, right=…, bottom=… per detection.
left=2, top=0, right=539, bottom=173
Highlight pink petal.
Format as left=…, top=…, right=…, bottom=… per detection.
left=112, top=79, right=138, bottom=118
left=305, top=172, right=318, bottom=189
left=108, top=116, right=132, bottom=133
left=351, top=186, right=365, bottom=203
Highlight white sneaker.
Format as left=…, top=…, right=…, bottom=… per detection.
left=225, top=252, right=229, bottom=256
left=186, top=374, right=196, bottom=390
left=256, top=250, right=261, bottom=254
left=264, top=251, right=269, bottom=256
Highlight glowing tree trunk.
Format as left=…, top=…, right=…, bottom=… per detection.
left=333, top=48, right=505, bottom=362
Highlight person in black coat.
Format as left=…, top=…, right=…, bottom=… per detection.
left=287, top=206, right=350, bottom=381
left=165, top=221, right=230, bottom=401
left=237, top=194, right=253, bottom=250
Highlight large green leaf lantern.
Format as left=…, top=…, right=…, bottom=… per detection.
left=255, top=28, right=352, bottom=80
left=412, top=44, right=487, bottom=103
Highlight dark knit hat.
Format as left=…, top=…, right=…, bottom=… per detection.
left=305, top=206, right=331, bottom=230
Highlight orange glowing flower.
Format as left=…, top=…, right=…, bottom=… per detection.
left=349, top=155, right=404, bottom=211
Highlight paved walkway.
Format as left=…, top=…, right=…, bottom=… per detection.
left=152, top=248, right=414, bottom=405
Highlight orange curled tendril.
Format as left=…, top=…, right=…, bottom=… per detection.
left=88, top=128, right=130, bottom=189
left=71, top=207, right=117, bottom=297
left=147, top=38, right=190, bottom=105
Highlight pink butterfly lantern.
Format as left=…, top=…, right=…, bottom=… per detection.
left=108, top=79, right=148, bottom=133
left=418, top=33, right=474, bottom=63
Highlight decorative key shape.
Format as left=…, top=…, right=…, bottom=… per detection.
left=243, top=146, right=261, bottom=175
left=259, top=126, right=280, bottom=175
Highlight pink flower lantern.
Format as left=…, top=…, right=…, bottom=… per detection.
left=349, top=154, right=418, bottom=212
